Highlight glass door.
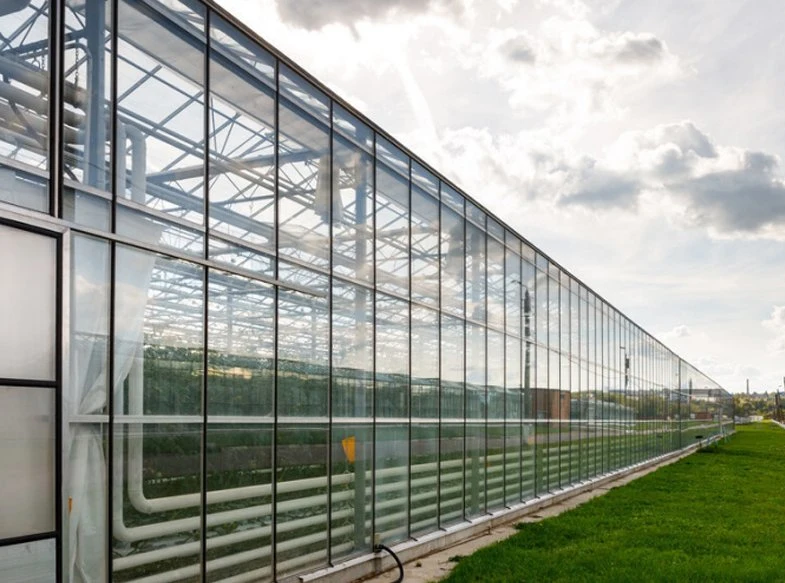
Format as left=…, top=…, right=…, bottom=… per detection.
left=0, top=220, right=61, bottom=582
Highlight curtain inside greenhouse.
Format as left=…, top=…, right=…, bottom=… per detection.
left=68, top=231, right=159, bottom=582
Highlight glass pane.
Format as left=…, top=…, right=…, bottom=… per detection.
left=67, top=234, right=110, bottom=581
left=0, top=386, right=54, bottom=538
left=277, top=99, right=330, bottom=268
left=208, top=29, right=276, bottom=273
left=332, top=281, right=373, bottom=419
left=375, top=163, right=409, bottom=296
left=333, top=133, right=373, bottom=283
left=375, top=294, right=408, bottom=419
left=411, top=305, right=438, bottom=420
left=112, top=247, right=204, bottom=581
left=116, top=0, right=206, bottom=242
left=0, top=0, right=49, bottom=213
left=331, top=422, right=372, bottom=561
left=205, top=270, right=274, bottom=581
left=62, top=0, right=112, bottom=228
left=0, top=539, right=55, bottom=583
left=0, top=223, right=56, bottom=381
left=440, top=205, right=464, bottom=317
left=410, top=423, right=438, bottom=535
left=466, top=222, right=485, bottom=323
left=375, top=423, right=408, bottom=544
left=411, top=181, right=439, bottom=306
left=277, top=266, right=329, bottom=418
left=276, top=423, right=328, bottom=577
left=207, top=271, right=274, bottom=417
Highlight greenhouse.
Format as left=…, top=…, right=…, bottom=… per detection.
left=0, top=0, right=734, bottom=581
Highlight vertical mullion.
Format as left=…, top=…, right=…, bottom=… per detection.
left=326, top=98, right=334, bottom=565
left=370, top=132, right=377, bottom=545
left=435, top=188, right=441, bottom=528
left=107, top=0, right=119, bottom=577
left=271, top=56, right=280, bottom=581
left=406, top=157, right=412, bottom=539
left=49, top=0, right=63, bottom=219
left=200, top=9, right=210, bottom=582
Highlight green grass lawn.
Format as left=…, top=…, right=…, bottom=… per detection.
left=442, top=423, right=785, bottom=583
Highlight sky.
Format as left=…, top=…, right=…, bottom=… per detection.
left=215, top=0, right=785, bottom=393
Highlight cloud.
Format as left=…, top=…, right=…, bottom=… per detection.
left=593, top=32, right=665, bottom=64
left=763, top=306, right=785, bottom=353
left=274, top=0, right=468, bottom=29
left=661, top=324, right=692, bottom=340
left=424, top=119, right=785, bottom=240
left=499, top=34, right=537, bottom=64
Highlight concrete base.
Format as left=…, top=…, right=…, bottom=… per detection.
left=300, top=435, right=728, bottom=583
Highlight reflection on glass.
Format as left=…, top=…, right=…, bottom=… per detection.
left=333, top=133, right=374, bottom=283
left=0, top=0, right=49, bottom=213
left=62, top=0, right=112, bottom=227
left=116, top=0, right=206, bottom=242
left=209, top=27, right=276, bottom=273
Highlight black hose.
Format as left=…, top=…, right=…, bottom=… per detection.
left=375, top=543, right=404, bottom=582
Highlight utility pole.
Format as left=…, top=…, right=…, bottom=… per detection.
left=746, top=378, right=749, bottom=395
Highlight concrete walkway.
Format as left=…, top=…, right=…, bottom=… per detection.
left=363, top=453, right=690, bottom=583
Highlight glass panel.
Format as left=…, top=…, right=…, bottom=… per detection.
left=375, top=294, right=409, bottom=419
left=275, top=423, right=328, bottom=577
left=332, top=281, right=373, bottom=419
left=0, top=539, right=56, bottom=583
left=206, top=268, right=274, bottom=583
left=0, top=386, right=54, bottom=538
left=333, top=103, right=372, bottom=152
left=278, top=64, right=329, bottom=125
left=411, top=305, right=438, bottom=419
left=331, top=423, right=372, bottom=560
left=440, top=315, right=464, bottom=421
left=375, top=162, right=409, bottom=296
left=410, top=180, right=439, bottom=305
left=486, top=237, right=504, bottom=329
left=333, top=133, right=373, bottom=283
left=466, top=222, right=485, bottom=323
left=116, top=0, right=206, bottom=242
left=410, top=423, right=438, bottom=535
left=440, top=204, right=464, bottom=317
left=466, top=322, right=485, bottom=420
left=0, top=0, right=49, bottom=213
left=464, top=423, right=485, bottom=518
left=68, top=234, right=110, bottom=580
left=62, top=0, right=112, bottom=228
left=0, top=223, right=55, bottom=380
left=440, top=182, right=463, bottom=214
left=486, top=422, right=505, bottom=510
left=112, top=247, right=204, bottom=581
left=277, top=98, right=330, bottom=268
left=210, top=14, right=275, bottom=89
left=375, top=423, right=408, bottom=543
left=277, top=266, right=329, bottom=418
left=208, top=26, right=276, bottom=274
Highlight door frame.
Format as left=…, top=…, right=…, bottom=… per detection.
left=0, top=205, right=70, bottom=582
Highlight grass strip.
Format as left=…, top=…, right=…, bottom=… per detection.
left=442, top=423, right=785, bottom=583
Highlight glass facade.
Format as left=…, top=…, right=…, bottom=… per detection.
left=0, top=1, right=734, bottom=581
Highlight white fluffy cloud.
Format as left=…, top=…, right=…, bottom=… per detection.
left=661, top=324, right=692, bottom=341
left=763, top=306, right=785, bottom=353
left=424, top=120, right=785, bottom=240
left=274, top=0, right=472, bottom=29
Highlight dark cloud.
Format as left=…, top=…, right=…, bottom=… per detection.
left=499, top=36, right=536, bottom=64
left=275, top=0, right=466, bottom=29
left=613, top=34, right=664, bottom=63
left=560, top=172, right=641, bottom=209
left=676, top=169, right=785, bottom=233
